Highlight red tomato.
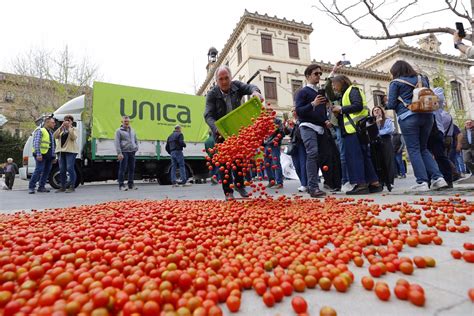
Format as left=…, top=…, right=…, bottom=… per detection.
left=451, top=250, right=462, bottom=259
left=394, top=284, right=409, bottom=300
left=462, top=251, right=474, bottom=263
left=291, top=296, right=308, bottom=313
left=226, top=295, right=240, bottom=313
left=408, top=290, right=425, bottom=307
left=375, top=283, right=390, bottom=301
left=142, top=301, right=160, bottom=316
left=262, top=292, right=275, bottom=307
left=361, top=276, right=374, bottom=291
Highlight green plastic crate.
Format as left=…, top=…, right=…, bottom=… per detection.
left=215, top=97, right=263, bottom=139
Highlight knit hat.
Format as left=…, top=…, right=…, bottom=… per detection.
left=432, top=87, right=445, bottom=110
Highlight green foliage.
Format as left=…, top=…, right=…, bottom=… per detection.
left=0, top=130, right=27, bottom=167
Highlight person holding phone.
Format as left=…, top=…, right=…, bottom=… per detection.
left=453, top=22, right=473, bottom=58
left=294, top=64, right=332, bottom=198
left=54, top=115, right=79, bottom=193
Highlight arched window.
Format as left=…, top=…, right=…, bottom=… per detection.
left=450, top=80, right=464, bottom=110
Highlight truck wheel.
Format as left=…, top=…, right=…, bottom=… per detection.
left=161, top=163, right=193, bottom=185
left=49, top=166, right=80, bottom=189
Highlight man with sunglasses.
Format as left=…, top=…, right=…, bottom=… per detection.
left=294, top=64, right=332, bottom=198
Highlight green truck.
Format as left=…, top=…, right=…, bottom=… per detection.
left=20, top=82, right=210, bottom=187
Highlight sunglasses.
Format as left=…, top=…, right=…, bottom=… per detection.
left=312, top=72, right=323, bottom=76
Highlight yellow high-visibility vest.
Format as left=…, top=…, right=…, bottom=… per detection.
left=342, top=86, right=369, bottom=134
left=32, top=127, right=51, bottom=154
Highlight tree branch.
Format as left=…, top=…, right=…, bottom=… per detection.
left=362, top=0, right=390, bottom=36
left=445, top=0, right=472, bottom=22
left=348, top=27, right=456, bottom=40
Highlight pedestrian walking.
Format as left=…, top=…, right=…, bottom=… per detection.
left=3, top=158, right=18, bottom=190
left=53, top=115, right=79, bottom=193
left=29, top=117, right=56, bottom=194
left=114, top=116, right=139, bottom=191
left=166, top=125, right=189, bottom=186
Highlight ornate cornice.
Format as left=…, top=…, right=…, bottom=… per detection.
left=197, top=10, right=313, bottom=95
left=312, top=61, right=392, bottom=81
left=358, top=41, right=474, bottom=69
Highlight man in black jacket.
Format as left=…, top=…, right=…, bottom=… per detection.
left=204, top=65, right=263, bottom=200
left=295, top=64, right=331, bottom=198
left=166, top=125, right=188, bottom=186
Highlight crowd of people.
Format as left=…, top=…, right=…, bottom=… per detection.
left=203, top=60, right=473, bottom=199
left=5, top=56, right=472, bottom=198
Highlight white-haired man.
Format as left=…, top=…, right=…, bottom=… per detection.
left=204, top=65, right=263, bottom=200
left=3, top=158, right=18, bottom=190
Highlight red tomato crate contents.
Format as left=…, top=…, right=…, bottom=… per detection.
left=0, top=196, right=472, bottom=315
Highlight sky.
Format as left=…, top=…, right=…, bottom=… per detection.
left=0, top=0, right=470, bottom=95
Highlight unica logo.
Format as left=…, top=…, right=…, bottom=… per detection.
left=119, top=99, right=191, bottom=124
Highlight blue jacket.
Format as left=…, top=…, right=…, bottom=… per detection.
left=166, top=131, right=186, bottom=152
left=387, top=75, right=429, bottom=119
left=295, top=86, right=328, bottom=126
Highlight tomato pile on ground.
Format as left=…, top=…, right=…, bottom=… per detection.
left=0, top=196, right=472, bottom=316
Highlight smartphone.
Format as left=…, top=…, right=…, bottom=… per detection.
left=456, top=22, right=466, bottom=38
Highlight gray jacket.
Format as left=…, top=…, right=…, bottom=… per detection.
left=204, top=80, right=260, bottom=136
left=114, top=125, right=138, bottom=154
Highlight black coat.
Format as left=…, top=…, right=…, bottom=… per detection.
left=204, top=81, right=260, bottom=137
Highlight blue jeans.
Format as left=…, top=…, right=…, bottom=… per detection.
left=335, top=126, right=349, bottom=184
left=455, top=152, right=466, bottom=173
left=395, top=152, right=406, bottom=176
left=118, top=152, right=136, bottom=187
left=300, top=126, right=320, bottom=191
left=59, top=152, right=77, bottom=189
left=399, top=114, right=443, bottom=183
left=344, top=133, right=379, bottom=185
left=264, top=144, right=283, bottom=184
left=291, top=142, right=307, bottom=187
left=171, top=150, right=187, bottom=184
left=29, top=153, right=54, bottom=190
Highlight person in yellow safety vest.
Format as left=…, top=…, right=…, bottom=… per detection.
left=330, top=75, right=383, bottom=195
left=29, top=117, right=56, bottom=194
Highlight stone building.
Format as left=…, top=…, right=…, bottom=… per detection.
left=198, top=11, right=474, bottom=124
left=0, top=72, right=90, bottom=137
left=198, top=10, right=313, bottom=111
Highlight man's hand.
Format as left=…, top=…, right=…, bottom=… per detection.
left=251, top=91, right=264, bottom=102
left=36, top=155, right=43, bottom=162
left=456, top=144, right=462, bottom=153
left=325, top=120, right=333, bottom=129
left=454, top=31, right=462, bottom=43
left=117, top=154, right=124, bottom=161
left=331, top=105, right=342, bottom=114
left=312, top=95, right=326, bottom=106
left=332, top=61, right=344, bottom=73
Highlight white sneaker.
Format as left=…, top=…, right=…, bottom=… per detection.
left=410, top=182, right=429, bottom=192
left=431, top=178, right=448, bottom=190
left=297, top=186, right=307, bottom=192
left=341, top=182, right=354, bottom=193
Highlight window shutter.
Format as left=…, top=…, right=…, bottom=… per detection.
left=261, top=34, right=273, bottom=54
left=264, top=77, right=277, bottom=100
left=288, top=38, right=299, bottom=58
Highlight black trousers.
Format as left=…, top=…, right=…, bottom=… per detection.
left=219, top=166, right=244, bottom=194
left=428, top=130, right=453, bottom=184
left=317, top=130, right=342, bottom=189
left=5, top=172, right=15, bottom=189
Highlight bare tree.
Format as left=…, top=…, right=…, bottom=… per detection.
left=10, top=46, right=99, bottom=127
left=316, top=0, right=473, bottom=41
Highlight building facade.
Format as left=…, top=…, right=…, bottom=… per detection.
left=198, top=10, right=313, bottom=112
left=198, top=11, right=474, bottom=124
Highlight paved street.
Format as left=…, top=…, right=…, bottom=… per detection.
left=0, top=175, right=473, bottom=316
